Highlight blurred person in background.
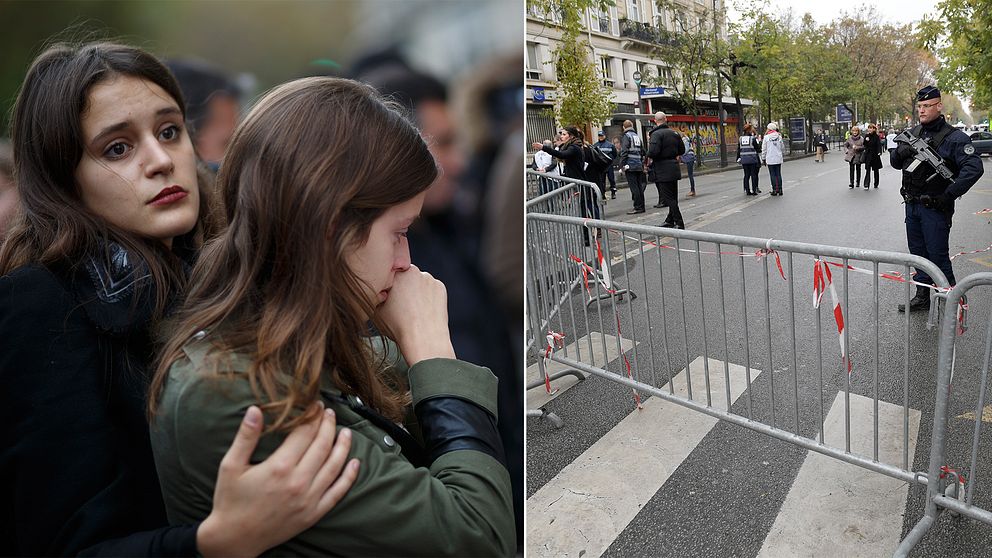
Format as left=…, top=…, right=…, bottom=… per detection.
left=594, top=130, right=618, bottom=199
left=0, top=140, right=17, bottom=240
left=355, top=51, right=524, bottom=553
left=166, top=59, right=241, bottom=172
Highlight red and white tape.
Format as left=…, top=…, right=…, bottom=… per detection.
left=542, top=331, right=566, bottom=394
left=813, top=259, right=852, bottom=373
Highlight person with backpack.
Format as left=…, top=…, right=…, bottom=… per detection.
left=618, top=120, right=647, bottom=215
left=646, top=112, right=686, bottom=228
left=582, top=134, right=612, bottom=217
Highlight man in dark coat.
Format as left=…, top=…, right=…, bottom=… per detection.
left=890, top=85, right=984, bottom=312
left=646, top=111, right=686, bottom=228
left=594, top=130, right=619, bottom=199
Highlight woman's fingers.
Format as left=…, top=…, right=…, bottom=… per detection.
left=219, top=405, right=264, bottom=472
left=317, top=457, right=360, bottom=514
left=267, top=402, right=323, bottom=467
left=295, top=408, right=338, bottom=481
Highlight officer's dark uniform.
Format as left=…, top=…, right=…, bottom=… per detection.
left=619, top=127, right=647, bottom=214
left=594, top=134, right=618, bottom=198
left=647, top=122, right=686, bottom=228
left=890, top=85, right=984, bottom=311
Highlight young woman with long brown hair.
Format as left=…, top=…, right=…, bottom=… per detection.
left=0, top=41, right=357, bottom=556
left=148, top=76, right=515, bottom=556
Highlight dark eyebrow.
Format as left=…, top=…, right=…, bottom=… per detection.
left=89, top=106, right=182, bottom=148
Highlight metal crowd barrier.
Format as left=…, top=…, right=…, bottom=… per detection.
left=525, top=211, right=967, bottom=553
left=525, top=172, right=633, bottom=428
left=897, top=272, right=992, bottom=556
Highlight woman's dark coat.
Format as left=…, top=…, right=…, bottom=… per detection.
left=541, top=141, right=585, bottom=181
left=862, top=132, right=884, bottom=170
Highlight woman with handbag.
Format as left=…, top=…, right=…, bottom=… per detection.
left=844, top=126, right=866, bottom=188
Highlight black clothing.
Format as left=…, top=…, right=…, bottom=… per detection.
left=541, top=142, right=585, bottom=181
left=658, top=181, right=683, bottom=228
left=646, top=124, right=684, bottom=182
left=646, top=125, right=685, bottom=227
left=742, top=163, right=760, bottom=194
left=849, top=161, right=862, bottom=187
left=863, top=132, right=883, bottom=171
left=0, top=257, right=199, bottom=557
left=627, top=170, right=647, bottom=211
left=890, top=115, right=985, bottom=287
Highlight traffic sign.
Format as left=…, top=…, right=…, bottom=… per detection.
left=632, top=71, right=642, bottom=85
left=639, top=86, right=664, bottom=96
left=533, top=87, right=545, bottom=103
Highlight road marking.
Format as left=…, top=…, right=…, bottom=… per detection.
left=526, top=356, right=759, bottom=558
left=758, top=392, right=921, bottom=558
left=527, top=332, right=635, bottom=409
left=958, top=404, right=992, bottom=423
left=973, top=254, right=992, bottom=268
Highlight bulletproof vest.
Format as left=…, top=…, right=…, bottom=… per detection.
left=901, top=122, right=958, bottom=195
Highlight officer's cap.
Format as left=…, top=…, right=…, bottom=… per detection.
left=917, top=85, right=941, bottom=102
left=597, top=130, right=605, bottom=136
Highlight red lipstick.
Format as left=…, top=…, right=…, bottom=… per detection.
left=149, top=185, right=188, bottom=206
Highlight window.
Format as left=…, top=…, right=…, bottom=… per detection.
left=601, top=56, right=614, bottom=86
left=526, top=43, right=542, bottom=80
left=629, top=0, right=640, bottom=22
left=655, top=8, right=667, bottom=31
left=596, top=8, right=611, bottom=33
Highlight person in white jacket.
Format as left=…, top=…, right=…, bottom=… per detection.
left=761, top=122, right=785, bottom=196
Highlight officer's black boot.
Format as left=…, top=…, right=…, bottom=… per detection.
left=897, top=286, right=931, bottom=313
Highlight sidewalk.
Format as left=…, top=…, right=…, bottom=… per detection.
left=610, top=150, right=817, bottom=190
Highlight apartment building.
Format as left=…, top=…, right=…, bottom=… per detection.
left=526, top=0, right=752, bottom=162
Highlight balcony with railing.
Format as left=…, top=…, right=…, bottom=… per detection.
left=618, top=18, right=676, bottom=46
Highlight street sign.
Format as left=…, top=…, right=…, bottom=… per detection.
left=632, top=71, right=642, bottom=85
left=639, top=86, right=665, bottom=96
left=836, top=104, right=853, bottom=123
left=532, top=87, right=545, bottom=103
left=789, top=117, right=806, bottom=142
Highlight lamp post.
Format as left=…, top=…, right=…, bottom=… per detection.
left=713, top=0, right=727, bottom=167
left=633, top=70, right=642, bottom=114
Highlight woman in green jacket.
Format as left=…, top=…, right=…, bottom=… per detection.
left=149, top=76, right=515, bottom=557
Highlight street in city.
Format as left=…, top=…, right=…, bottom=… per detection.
left=526, top=153, right=992, bottom=557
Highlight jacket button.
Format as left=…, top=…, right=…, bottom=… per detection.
left=383, top=435, right=395, bottom=447
left=192, top=330, right=206, bottom=341
left=355, top=396, right=364, bottom=406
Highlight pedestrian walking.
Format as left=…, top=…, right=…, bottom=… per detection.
left=646, top=111, right=686, bottom=228
left=814, top=129, right=829, bottom=162
left=682, top=134, right=697, bottom=196
left=737, top=123, right=762, bottom=195
left=844, top=126, right=865, bottom=188
left=618, top=120, right=648, bottom=215
left=862, top=123, right=883, bottom=189
left=890, top=85, right=984, bottom=312
left=594, top=130, right=618, bottom=199
left=760, top=122, right=784, bottom=196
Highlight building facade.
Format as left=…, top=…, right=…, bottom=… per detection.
left=526, top=0, right=753, bottom=163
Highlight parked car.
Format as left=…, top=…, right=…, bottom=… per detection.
left=967, top=131, right=992, bottom=156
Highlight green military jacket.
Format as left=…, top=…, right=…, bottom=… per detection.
left=150, top=333, right=515, bottom=557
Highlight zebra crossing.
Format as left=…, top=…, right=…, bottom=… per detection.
left=526, top=332, right=925, bottom=558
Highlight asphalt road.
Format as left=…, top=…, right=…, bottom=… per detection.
left=527, top=152, right=992, bottom=557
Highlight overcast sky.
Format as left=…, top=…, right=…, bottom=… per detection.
left=726, top=0, right=942, bottom=28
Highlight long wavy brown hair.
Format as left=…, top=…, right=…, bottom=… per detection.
left=0, top=42, right=221, bottom=315
left=149, top=77, right=438, bottom=428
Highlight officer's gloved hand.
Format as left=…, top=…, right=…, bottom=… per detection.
left=895, top=142, right=916, bottom=160
left=936, top=193, right=954, bottom=210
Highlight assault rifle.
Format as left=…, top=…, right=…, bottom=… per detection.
left=893, top=129, right=955, bottom=183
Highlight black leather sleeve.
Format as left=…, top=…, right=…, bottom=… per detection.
left=415, top=397, right=506, bottom=465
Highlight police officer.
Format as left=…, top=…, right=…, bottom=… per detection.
left=890, top=85, right=984, bottom=312
left=619, top=120, right=647, bottom=214
left=646, top=111, right=686, bottom=228
left=594, top=130, right=618, bottom=199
